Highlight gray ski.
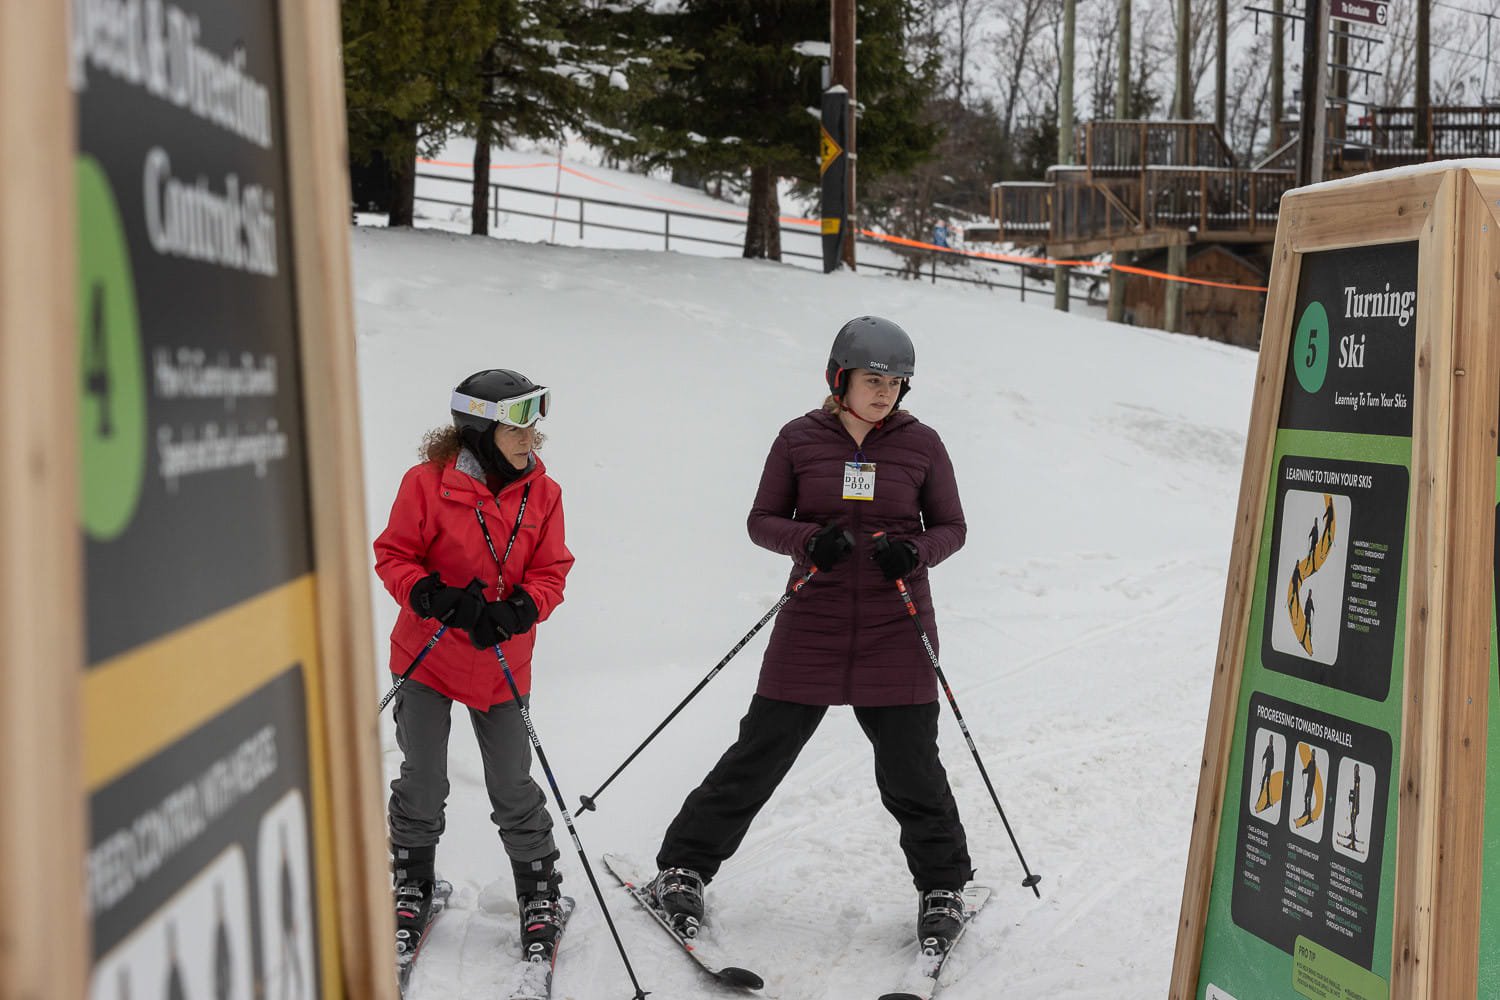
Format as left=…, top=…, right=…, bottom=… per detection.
left=602, top=853, right=763, bottom=991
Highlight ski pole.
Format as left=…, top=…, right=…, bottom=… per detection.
left=577, top=567, right=818, bottom=814
left=878, top=539, right=1041, bottom=898
left=492, top=644, right=650, bottom=999
left=377, top=626, right=447, bottom=715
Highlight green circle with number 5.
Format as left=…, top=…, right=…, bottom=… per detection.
left=77, top=156, right=147, bottom=541
left=1293, top=301, right=1330, bottom=394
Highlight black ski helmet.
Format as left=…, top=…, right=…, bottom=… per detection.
left=450, top=369, right=545, bottom=433
left=825, top=316, right=916, bottom=400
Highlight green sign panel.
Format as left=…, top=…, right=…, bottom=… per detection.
left=1197, top=242, right=1419, bottom=1000
left=1476, top=419, right=1500, bottom=989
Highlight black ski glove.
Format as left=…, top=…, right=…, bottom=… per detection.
left=409, top=573, right=487, bottom=631
left=807, top=524, right=855, bottom=572
left=470, top=587, right=540, bottom=650
left=872, top=535, right=920, bottom=581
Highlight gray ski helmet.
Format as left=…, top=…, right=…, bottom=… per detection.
left=825, top=316, right=916, bottom=399
left=451, top=369, right=543, bottom=432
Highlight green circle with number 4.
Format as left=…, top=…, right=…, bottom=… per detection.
left=77, top=156, right=147, bottom=541
left=1292, top=301, right=1330, bottom=394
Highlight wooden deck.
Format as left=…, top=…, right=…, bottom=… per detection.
left=993, top=111, right=1500, bottom=257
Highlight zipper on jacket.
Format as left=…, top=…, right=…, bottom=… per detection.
left=845, top=499, right=860, bottom=704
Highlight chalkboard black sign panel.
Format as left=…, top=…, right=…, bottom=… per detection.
left=1279, top=243, right=1419, bottom=439
left=75, top=0, right=311, bottom=665
left=1259, top=456, right=1409, bottom=702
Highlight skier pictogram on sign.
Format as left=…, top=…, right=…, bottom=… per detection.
left=820, top=127, right=843, bottom=176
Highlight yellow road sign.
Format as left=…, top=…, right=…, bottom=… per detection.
left=820, top=127, right=843, bottom=176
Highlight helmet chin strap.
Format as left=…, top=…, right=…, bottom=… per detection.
left=838, top=399, right=885, bottom=428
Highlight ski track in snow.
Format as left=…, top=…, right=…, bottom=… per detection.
left=354, top=191, right=1255, bottom=997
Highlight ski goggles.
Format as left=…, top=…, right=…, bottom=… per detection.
left=451, top=385, right=551, bottom=428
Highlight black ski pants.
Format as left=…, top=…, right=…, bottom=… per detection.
left=657, top=695, right=973, bottom=891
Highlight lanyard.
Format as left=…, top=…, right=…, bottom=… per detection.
left=473, top=481, right=532, bottom=589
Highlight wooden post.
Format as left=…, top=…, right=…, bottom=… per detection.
left=1175, top=0, right=1192, bottom=119
left=1417, top=0, right=1431, bottom=156
left=1216, top=0, right=1228, bottom=135
left=1298, top=0, right=1330, bottom=187
left=1108, top=0, right=1133, bottom=324
left=1055, top=0, right=1076, bottom=313
left=1168, top=162, right=1500, bottom=1000
left=831, top=0, right=856, bottom=270
left=0, top=4, right=87, bottom=996
left=1273, top=0, right=1285, bottom=148
left=1165, top=242, right=1188, bottom=332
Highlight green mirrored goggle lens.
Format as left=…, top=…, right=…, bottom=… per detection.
left=503, top=389, right=549, bottom=426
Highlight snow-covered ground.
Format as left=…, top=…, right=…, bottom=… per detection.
left=352, top=170, right=1256, bottom=997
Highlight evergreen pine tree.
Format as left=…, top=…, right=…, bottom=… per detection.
left=620, top=0, right=939, bottom=260
left=343, top=0, right=506, bottom=225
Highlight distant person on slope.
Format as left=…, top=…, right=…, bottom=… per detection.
left=648, top=316, right=975, bottom=957
left=374, top=369, right=575, bottom=966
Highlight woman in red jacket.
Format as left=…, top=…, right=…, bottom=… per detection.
left=373, top=369, right=575, bottom=967
left=649, top=317, right=975, bottom=956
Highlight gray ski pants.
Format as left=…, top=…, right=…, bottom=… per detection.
left=388, top=678, right=556, bottom=863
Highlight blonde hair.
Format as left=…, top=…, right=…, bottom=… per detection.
left=420, top=424, right=547, bottom=464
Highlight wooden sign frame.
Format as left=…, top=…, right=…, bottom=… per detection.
left=279, top=2, right=398, bottom=996
left=1171, top=162, right=1500, bottom=1000
left=0, top=4, right=87, bottom=998
left=1, top=3, right=395, bottom=996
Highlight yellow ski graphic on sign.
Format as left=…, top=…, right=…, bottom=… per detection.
left=1286, top=494, right=1336, bottom=655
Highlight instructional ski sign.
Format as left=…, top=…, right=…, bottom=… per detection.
left=68, top=0, right=391, bottom=996
left=1174, top=164, right=1500, bottom=1000
left=1194, top=242, right=1416, bottom=1000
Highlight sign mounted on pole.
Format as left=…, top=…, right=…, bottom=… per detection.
left=0, top=1, right=394, bottom=997
left=820, top=85, right=850, bottom=273
left=1168, top=162, right=1500, bottom=1000
left=1331, top=0, right=1389, bottom=28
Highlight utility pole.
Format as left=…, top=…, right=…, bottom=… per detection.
left=1272, top=0, right=1284, bottom=148
left=1174, top=0, right=1191, bottom=122
left=1055, top=0, right=1075, bottom=313
left=1332, top=20, right=1348, bottom=167
left=831, top=0, right=856, bottom=270
left=1297, top=0, right=1330, bottom=187
left=1216, top=0, right=1228, bottom=134
left=1108, top=0, right=1133, bottom=324
left=1416, top=0, right=1431, bottom=156
left=1166, top=0, right=1191, bottom=333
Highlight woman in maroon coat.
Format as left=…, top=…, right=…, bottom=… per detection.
left=650, top=316, right=975, bottom=954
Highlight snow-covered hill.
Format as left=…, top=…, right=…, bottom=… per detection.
left=352, top=209, right=1255, bottom=997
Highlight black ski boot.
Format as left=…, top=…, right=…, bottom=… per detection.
left=649, top=867, right=705, bottom=939
left=916, top=888, right=967, bottom=956
left=513, top=850, right=565, bottom=963
left=392, top=844, right=438, bottom=963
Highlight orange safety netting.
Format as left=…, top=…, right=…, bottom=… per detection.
left=417, top=157, right=1271, bottom=293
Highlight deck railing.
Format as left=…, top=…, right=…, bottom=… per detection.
left=1080, top=120, right=1236, bottom=178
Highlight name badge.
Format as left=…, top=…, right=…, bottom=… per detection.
left=843, top=461, right=876, bottom=501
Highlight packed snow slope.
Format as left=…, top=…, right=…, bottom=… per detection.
left=352, top=225, right=1257, bottom=999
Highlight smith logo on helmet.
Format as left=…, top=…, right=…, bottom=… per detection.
left=868, top=361, right=889, bottom=370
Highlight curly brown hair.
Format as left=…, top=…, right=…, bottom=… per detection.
left=420, top=425, right=547, bottom=464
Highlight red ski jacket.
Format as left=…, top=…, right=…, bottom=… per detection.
left=750, top=409, right=966, bottom=706
left=374, top=450, right=573, bottom=710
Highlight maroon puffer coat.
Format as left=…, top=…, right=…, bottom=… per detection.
left=750, top=408, right=966, bottom=706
